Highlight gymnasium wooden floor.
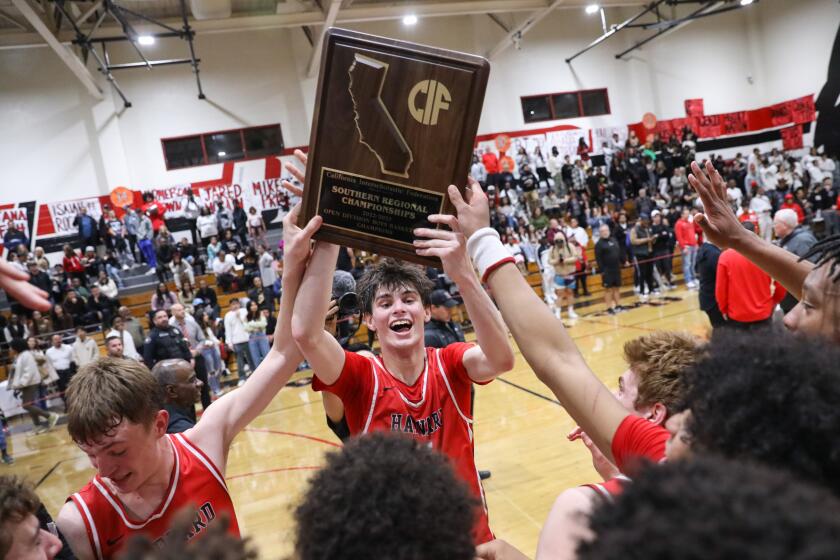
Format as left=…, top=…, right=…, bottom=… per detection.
left=5, top=288, right=710, bottom=559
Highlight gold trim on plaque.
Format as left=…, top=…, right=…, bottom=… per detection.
left=348, top=53, right=414, bottom=179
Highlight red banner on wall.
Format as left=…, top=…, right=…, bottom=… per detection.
left=780, top=124, right=804, bottom=150
left=721, top=111, right=749, bottom=135
left=697, top=115, right=721, bottom=138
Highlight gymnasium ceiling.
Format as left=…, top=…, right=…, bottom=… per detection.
left=0, top=0, right=650, bottom=48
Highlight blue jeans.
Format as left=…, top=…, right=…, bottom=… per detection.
left=201, top=346, right=223, bottom=393
left=682, top=245, right=697, bottom=284
left=248, top=334, right=270, bottom=370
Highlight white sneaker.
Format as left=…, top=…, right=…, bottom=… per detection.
left=567, top=307, right=579, bottom=319
left=652, top=289, right=661, bottom=296
left=640, top=294, right=649, bottom=303
left=553, top=307, right=562, bottom=319
left=144, top=269, right=157, bottom=275
left=122, top=264, right=130, bottom=270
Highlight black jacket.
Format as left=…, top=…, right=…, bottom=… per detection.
left=143, top=326, right=192, bottom=369
left=695, top=242, right=722, bottom=311
left=424, top=318, right=465, bottom=349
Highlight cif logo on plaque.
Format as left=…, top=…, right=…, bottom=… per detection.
left=408, top=80, right=451, bottom=126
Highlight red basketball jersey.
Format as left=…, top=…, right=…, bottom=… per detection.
left=312, top=342, right=493, bottom=544
left=68, top=433, right=240, bottom=559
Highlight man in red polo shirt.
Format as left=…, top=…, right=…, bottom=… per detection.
left=716, top=222, right=786, bottom=329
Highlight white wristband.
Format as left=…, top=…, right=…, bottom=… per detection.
left=466, top=227, right=513, bottom=282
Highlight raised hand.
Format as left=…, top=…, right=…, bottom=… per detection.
left=282, top=202, right=322, bottom=270
left=687, top=160, right=746, bottom=250
left=413, top=214, right=472, bottom=282
left=568, top=426, right=620, bottom=481
left=447, top=176, right=491, bottom=240
left=281, top=149, right=308, bottom=197
left=0, top=259, right=51, bottom=311
left=474, top=539, right=531, bottom=560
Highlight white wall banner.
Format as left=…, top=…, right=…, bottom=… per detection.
left=48, top=198, right=103, bottom=236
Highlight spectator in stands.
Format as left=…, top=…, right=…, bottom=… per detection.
left=32, top=246, right=49, bottom=272
left=169, top=252, right=194, bottom=291
left=149, top=359, right=202, bottom=434
left=247, top=207, right=267, bottom=248
left=122, top=205, right=140, bottom=262
left=215, top=200, right=234, bottom=239
left=71, top=207, right=97, bottom=251
left=481, top=147, right=499, bottom=188
left=8, top=338, right=60, bottom=434
left=154, top=226, right=175, bottom=282
left=61, top=245, right=86, bottom=286
left=750, top=187, right=773, bottom=241
left=195, top=277, right=219, bottom=316
left=140, top=192, right=165, bottom=235
left=142, top=309, right=191, bottom=371
left=46, top=334, right=74, bottom=401
left=212, top=248, right=237, bottom=293
left=595, top=224, right=622, bottom=314
left=221, top=228, right=242, bottom=257
left=26, top=259, right=52, bottom=300
left=61, top=291, right=88, bottom=326
left=3, top=223, right=28, bottom=263
left=0, top=427, right=11, bottom=464
left=71, top=327, right=98, bottom=368
left=247, top=276, right=275, bottom=315
left=30, top=310, right=52, bottom=337
left=168, top=303, right=211, bottom=409
left=241, top=246, right=260, bottom=288
left=674, top=208, right=698, bottom=288
left=630, top=214, right=657, bottom=301
left=86, top=285, right=117, bottom=328
left=471, top=153, right=487, bottom=189
left=69, top=277, right=90, bottom=300
left=50, top=304, right=73, bottom=331
left=695, top=239, right=724, bottom=328
left=223, top=298, right=253, bottom=383
left=195, top=310, right=224, bottom=396
left=181, top=189, right=203, bottom=246
left=150, top=282, right=179, bottom=314
left=104, top=334, right=124, bottom=359
left=244, top=300, right=269, bottom=370
left=780, top=192, right=805, bottom=223
left=295, top=434, right=476, bottom=560
left=137, top=210, right=156, bottom=269
left=95, top=270, right=118, bottom=300
left=103, top=208, right=133, bottom=270
left=257, top=244, right=276, bottom=288
left=117, top=306, right=145, bottom=354
left=106, top=316, right=142, bottom=361
left=232, top=199, right=248, bottom=247
left=549, top=233, right=580, bottom=320
left=650, top=211, right=674, bottom=289
left=197, top=206, right=218, bottom=248
left=178, top=283, right=196, bottom=315
left=715, top=223, right=786, bottom=329
left=80, top=246, right=102, bottom=283
left=205, top=234, right=222, bottom=265
left=0, top=476, right=64, bottom=558
left=773, top=208, right=818, bottom=313
left=3, top=313, right=27, bottom=342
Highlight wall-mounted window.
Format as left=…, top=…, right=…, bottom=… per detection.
left=162, top=124, right=284, bottom=170
left=521, top=89, right=610, bottom=124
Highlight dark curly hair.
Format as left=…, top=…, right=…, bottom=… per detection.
left=578, top=455, right=840, bottom=560
left=680, top=329, right=840, bottom=495
left=0, top=476, right=41, bottom=556
left=356, top=258, right=434, bottom=316
left=294, top=433, right=478, bottom=560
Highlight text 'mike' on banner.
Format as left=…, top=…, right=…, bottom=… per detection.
left=300, top=28, right=490, bottom=265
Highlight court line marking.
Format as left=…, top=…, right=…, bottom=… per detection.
left=227, top=466, right=321, bottom=481
left=35, top=459, right=68, bottom=489
left=242, top=427, right=341, bottom=448
left=496, top=377, right=561, bottom=406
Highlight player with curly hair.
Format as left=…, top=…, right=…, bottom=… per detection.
left=294, top=433, right=477, bottom=560
left=670, top=329, right=840, bottom=496
left=578, top=455, right=840, bottom=560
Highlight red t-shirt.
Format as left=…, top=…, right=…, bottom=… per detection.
left=68, top=433, right=240, bottom=559
left=610, top=414, right=669, bottom=476
left=312, top=344, right=493, bottom=544
left=716, top=249, right=786, bottom=322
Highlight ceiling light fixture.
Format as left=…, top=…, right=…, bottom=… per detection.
left=402, top=14, right=418, bottom=25
left=218, top=151, right=226, bottom=156
left=585, top=4, right=600, bottom=14
left=137, top=35, right=155, bottom=46
left=740, top=0, right=754, bottom=5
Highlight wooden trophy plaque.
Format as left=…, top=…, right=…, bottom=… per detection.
left=301, top=27, right=490, bottom=265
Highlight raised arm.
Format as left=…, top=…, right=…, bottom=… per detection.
left=449, top=183, right=628, bottom=460
left=689, top=160, right=812, bottom=299
left=187, top=172, right=321, bottom=470
left=286, top=150, right=346, bottom=386
left=414, top=196, right=514, bottom=382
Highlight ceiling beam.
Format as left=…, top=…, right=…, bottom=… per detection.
left=486, top=0, right=568, bottom=60
left=306, top=0, right=341, bottom=78
left=0, top=8, right=27, bottom=30
left=9, top=0, right=103, bottom=98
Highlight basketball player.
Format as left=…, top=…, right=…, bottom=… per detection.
left=287, top=157, right=514, bottom=543
left=55, top=202, right=322, bottom=559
